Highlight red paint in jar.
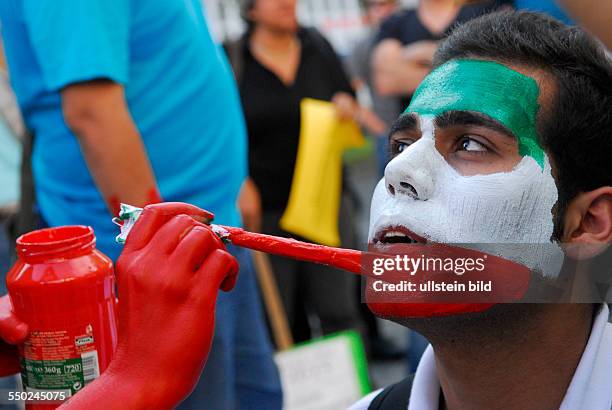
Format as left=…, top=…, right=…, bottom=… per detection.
left=6, top=226, right=118, bottom=409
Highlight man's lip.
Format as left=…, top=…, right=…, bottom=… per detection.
left=372, top=225, right=428, bottom=244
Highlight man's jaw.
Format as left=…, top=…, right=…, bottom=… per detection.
left=365, top=223, right=530, bottom=319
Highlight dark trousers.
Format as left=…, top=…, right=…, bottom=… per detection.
left=262, top=195, right=364, bottom=343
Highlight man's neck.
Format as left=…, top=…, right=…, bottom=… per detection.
left=250, top=26, right=297, bottom=54
left=429, top=304, right=594, bottom=410
left=420, top=0, right=460, bottom=16
left=418, top=0, right=461, bottom=34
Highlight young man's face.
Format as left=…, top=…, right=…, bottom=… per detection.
left=368, top=59, right=565, bottom=317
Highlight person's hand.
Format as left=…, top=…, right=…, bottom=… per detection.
left=238, top=177, right=262, bottom=232
left=402, top=40, right=438, bottom=66
left=61, top=202, right=239, bottom=410
left=332, top=92, right=359, bottom=121
left=0, top=294, right=28, bottom=377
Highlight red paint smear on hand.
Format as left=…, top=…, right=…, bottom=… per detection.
left=108, top=188, right=163, bottom=217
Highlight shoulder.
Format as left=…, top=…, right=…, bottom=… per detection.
left=381, top=9, right=415, bottom=30
left=457, top=3, right=505, bottom=22
left=349, top=375, right=416, bottom=410
left=348, top=389, right=384, bottom=410
left=300, top=27, right=342, bottom=63
left=300, top=26, right=334, bottom=50
left=378, top=9, right=417, bottom=40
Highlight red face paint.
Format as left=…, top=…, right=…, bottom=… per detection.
left=362, top=243, right=531, bottom=318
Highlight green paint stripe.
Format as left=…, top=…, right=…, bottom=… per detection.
left=406, top=59, right=545, bottom=168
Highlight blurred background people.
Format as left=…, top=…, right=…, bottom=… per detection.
left=0, top=1, right=281, bottom=408
left=372, top=0, right=510, bottom=108
left=557, top=0, right=612, bottom=49
left=513, top=0, right=573, bottom=24
left=0, top=39, right=23, bottom=410
left=513, top=0, right=612, bottom=51
left=346, top=0, right=407, bottom=362
left=233, top=0, right=366, bottom=344
left=347, top=0, right=402, bottom=177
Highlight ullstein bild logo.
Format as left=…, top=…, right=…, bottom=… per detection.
left=361, top=243, right=531, bottom=304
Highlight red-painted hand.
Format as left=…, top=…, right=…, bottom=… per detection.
left=61, top=202, right=238, bottom=410
left=0, top=294, right=28, bottom=377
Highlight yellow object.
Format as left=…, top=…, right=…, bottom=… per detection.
left=280, top=99, right=365, bottom=247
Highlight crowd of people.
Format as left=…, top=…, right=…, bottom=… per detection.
left=0, top=0, right=610, bottom=409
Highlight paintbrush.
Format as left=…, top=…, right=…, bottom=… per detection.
left=114, top=204, right=363, bottom=274
left=113, top=204, right=531, bottom=305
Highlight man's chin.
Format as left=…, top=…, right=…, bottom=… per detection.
left=377, top=303, right=549, bottom=346
left=366, top=302, right=495, bottom=319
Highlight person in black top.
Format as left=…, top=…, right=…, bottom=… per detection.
left=372, top=0, right=511, bottom=108
left=234, top=0, right=365, bottom=343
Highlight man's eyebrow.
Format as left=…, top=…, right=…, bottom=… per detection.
left=389, top=113, right=418, bottom=137
left=434, top=111, right=516, bottom=140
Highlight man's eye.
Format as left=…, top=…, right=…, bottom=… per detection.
left=397, top=142, right=409, bottom=153
left=459, top=137, right=487, bottom=152
left=390, top=139, right=413, bottom=157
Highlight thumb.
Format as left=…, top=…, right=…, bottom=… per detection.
left=0, top=295, right=28, bottom=345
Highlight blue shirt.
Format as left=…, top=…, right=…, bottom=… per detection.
left=0, top=0, right=247, bottom=259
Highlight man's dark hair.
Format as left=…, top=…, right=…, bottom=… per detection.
left=434, top=11, right=612, bottom=240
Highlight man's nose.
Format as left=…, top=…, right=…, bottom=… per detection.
left=384, top=138, right=437, bottom=201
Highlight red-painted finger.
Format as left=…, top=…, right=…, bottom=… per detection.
left=196, top=249, right=239, bottom=293
left=0, top=296, right=28, bottom=345
left=148, top=214, right=200, bottom=255
left=172, top=225, right=224, bottom=272
left=124, top=202, right=214, bottom=251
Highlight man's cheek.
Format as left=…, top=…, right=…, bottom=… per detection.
left=368, top=179, right=391, bottom=240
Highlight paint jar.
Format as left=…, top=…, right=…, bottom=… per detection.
left=7, top=226, right=118, bottom=409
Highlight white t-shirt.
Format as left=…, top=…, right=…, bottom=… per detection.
left=350, top=304, right=612, bottom=410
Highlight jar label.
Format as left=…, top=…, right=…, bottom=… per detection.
left=20, top=324, right=100, bottom=396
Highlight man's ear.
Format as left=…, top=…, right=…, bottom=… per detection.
left=563, top=187, right=612, bottom=259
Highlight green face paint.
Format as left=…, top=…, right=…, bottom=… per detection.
left=406, top=59, right=545, bottom=168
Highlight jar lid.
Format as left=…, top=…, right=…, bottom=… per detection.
left=16, top=226, right=96, bottom=263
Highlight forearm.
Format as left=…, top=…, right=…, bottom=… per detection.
left=374, top=62, right=429, bottom=96
left=372, top=40, right=431, bottom=96
left=557, top=0, right=612, bottom=48
left=62, top=82, right=161, bottom=215
left=75, top=114, right=159, bottom=214
left=357, top=106, right=387, bottom=136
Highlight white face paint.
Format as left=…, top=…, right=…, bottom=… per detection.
left=369, top=115, right=564, bottom=277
